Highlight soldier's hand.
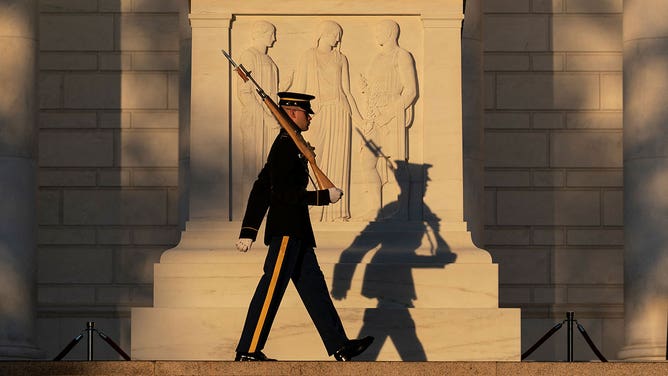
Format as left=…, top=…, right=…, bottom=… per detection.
left=235, top=238, right=253, bottom=253
left=328, top=187, right=343, bottom=204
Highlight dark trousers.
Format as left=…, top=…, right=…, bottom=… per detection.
left=236, top=236, right=348, bottom=355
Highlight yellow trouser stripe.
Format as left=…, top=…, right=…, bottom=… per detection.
left=249, top=236, right=289, bottom=352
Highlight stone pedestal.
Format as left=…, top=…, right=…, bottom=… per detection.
left=619, top=0, right=668, bottom=361
left=0, top=0, right=43, bottom=359
left=132, top=0, right=520, bottom=361
left=133, top=222, right=519, bottom=360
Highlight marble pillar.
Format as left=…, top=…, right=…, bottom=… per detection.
left=188, top=12, right=232, bottom=220
left=0, top=0, right=42, bottom=359
left=619, top=0, right=668, bottom=361
left=461, top=0, right=484, bottom=247
left=178, top=0, right=192, bottom=229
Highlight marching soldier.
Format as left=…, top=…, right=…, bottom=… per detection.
left=234, top=92, right=374, bottom=361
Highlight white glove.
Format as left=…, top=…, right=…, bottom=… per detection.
left=328, top=187, right=343, bottom=204
left=235, top=238, right=253, bottom=253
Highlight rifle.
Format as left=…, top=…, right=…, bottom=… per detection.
left=222, top=50, right=335, bottom=189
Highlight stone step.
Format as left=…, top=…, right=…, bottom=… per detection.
left=2, top=361, right=667, bottom=376
left=165, top=220, right=491, bottom=264
left=133, top=220, right=505, bottom=362
left=131, top=307, right=520, bottom=361
left=153, top=262, right=499, bottom=309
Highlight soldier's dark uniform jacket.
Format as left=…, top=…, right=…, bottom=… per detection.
left=239, top=128, right=330, bottom=246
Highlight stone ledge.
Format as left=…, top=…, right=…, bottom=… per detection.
left=1, top=361, right=667, bottom=376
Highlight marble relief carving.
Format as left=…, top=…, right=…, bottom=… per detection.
left=236, top=21, right=280, bottom=202
left=358, top=20, right=418, bottom=221
left=233, top=19, right=419, bottom=222
left=290, top=20, right=364, bottom=222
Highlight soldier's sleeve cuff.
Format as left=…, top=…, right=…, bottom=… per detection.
left=317, top=189, right=330, bottom=206
left=239, top=227, right=259, bottom=241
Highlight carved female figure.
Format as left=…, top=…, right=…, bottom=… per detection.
left=237, top=21, right=280, bottom=195
left=292, top=20, right=364, bottom=221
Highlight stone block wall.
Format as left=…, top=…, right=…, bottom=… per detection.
left=36, top=0, right=180, bottom=360
left=483, top=0, right=624, bottom=360
left=29, top=0, right=627, bottom=361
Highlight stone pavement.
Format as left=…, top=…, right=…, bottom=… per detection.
left=1, top=361, right=668, bottom=376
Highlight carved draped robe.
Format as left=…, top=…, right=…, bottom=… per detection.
left=293, top=48, right=352, bottom=221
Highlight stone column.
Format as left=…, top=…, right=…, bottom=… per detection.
left=0, top=0, right=42, bottom=359
left=619, top=0, right=668, bottom=361
left=462, top=0, right=484, bottom=247
left=422, top=13, right=467, bottom=224
left=421, top=7, right=490, bottom=263
left=189, top=13, right=232, bottom=220
left=178, top=0, right=192, bottom=229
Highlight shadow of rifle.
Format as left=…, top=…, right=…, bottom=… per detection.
left=355, top=127, right=395, bottom=172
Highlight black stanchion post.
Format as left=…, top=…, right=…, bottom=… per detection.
left=54, top=321, right=130, bottom=361
left=87, top=321, right=94, bottom=361
left=522, top=311, right=608, bottom=362
left=566, top=312, right=574, bottom=362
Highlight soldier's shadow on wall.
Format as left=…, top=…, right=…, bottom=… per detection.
left=330, top=161, right=456, bottom=360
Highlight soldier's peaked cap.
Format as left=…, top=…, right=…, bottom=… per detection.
left=278, top=91, right=315, bottom=114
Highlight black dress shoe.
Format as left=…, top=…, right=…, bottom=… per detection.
left=333, top=336, right=374, bottom=361
left=234, top=351, right=276, bottom=361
